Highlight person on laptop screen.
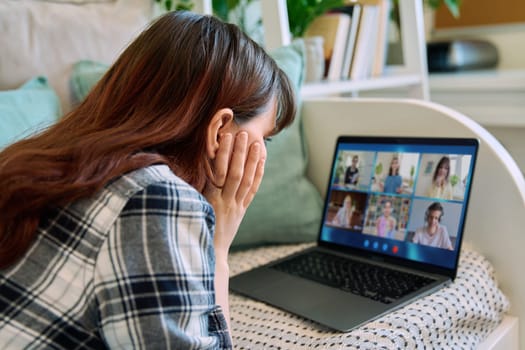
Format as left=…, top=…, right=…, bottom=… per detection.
left=344, top=154, right=360, bottom=186
left=412, top=202, right=454, bottom=250
left=375, top=199, right=397, bottom=238
left=380, top=155, right=403, bottom=194
left=427, top=156, right=453, bottom=200
left=332, top=194, right=355, bottom=228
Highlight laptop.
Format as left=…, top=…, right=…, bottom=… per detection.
left=230, top=135, right=479, bottom=332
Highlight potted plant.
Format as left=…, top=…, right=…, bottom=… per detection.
left=156, top=1, right=462, bottom=28
left=287, top=0, right=462, bottom=39
left=425, top=0, right=461, bottom=18
left=156, top=0, right=252, bottom=21
left=156, top=0, right=262, bottom=42
left=155, top=0, right=194, bottom=11
left=156, top=0, right=347, bottom=39
left=286, top=0, right=345, bottom=38
left=391, top=0, right=462, bottom=40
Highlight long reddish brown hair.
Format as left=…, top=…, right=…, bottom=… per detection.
left=0, top=11, right=296, bottom=268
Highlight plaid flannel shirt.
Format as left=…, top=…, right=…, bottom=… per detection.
left=0, top=165, right=231, bottom=349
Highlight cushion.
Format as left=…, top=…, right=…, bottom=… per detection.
left=0, top=0, right=152, bottom=114
left=0, top=77, right=61, bottom=149
left=70, top=60, right=110, bottom=105
left=234, top=39, right=323, bottom=248
left=69, top=39, right=323, bottom=249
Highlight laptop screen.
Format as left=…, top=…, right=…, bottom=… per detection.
left=320, top=136, right=478, bottom=272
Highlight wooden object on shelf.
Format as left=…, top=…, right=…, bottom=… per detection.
left=304, top=12, right=351, bottom=81
left=371, top=0, right=391, bottom=77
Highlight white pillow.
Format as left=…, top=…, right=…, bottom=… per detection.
left=0, top=0, right=153, bottom=114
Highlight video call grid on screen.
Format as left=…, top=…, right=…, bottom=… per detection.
left=320, top=139, right=478, bottom=270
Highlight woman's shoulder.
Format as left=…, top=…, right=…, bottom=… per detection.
left=68, top=165, right=207, bottom=231
left=115, top=165, right=211, bottom=212
left=110, top=165, right=199, bottom=200
left=116, top=164, right=185, bottom=187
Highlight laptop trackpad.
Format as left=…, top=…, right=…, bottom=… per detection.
left=232, top=269, right=387, bottom=331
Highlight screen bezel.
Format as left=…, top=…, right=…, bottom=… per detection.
left=317, top=136, right=479, bottom=279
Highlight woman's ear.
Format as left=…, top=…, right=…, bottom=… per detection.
left=206, top=108, right=234, bottom=159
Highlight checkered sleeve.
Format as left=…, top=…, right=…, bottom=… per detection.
left=93, top=180, right=232, bottom=349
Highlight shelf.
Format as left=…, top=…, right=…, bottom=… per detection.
left=429, top=69, right=525, bottom=127
left=429, top=69, right=525, bottom=92
left=351, top=68, right=525, bottom=127
left=301, top=74, right=423, bottom=99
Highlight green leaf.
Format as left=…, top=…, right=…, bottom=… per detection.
left=286, top=0, right=345, bottom=38
left=175, top=0, right=194, bottom=11
left=444, top=0, right=461, bottom=18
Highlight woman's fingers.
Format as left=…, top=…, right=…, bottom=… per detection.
left=210, top=130, right=265, bottom=210
left=235, top=141, right=261, bottom=203
left=221, top=132, right=248, bottom=199
left=205, top=131, right=266, bottom=253
left=221, top=131, right=266, bottom=207
left=213, top=133, right=233, bottom=188
left=243, top=157, right=265, bottom=207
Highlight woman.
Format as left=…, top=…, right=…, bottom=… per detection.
left=332, top=194, right=354, bottom=228
left=427, top=156, right=453, bottom=200
left=375, top=199, right=396, bottom=239
left=344, top=155, right=359, bottom=186
left=412, top=202, right=453, bottom=250
left=0, top=12, right=295, bottom=349
left=382, top=155, right=402, bottom=194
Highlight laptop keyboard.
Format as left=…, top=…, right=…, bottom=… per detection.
left=271, top=251, right=436, bottom=304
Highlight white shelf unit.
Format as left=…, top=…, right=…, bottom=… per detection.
left=259, top=0, right=430, bottom=100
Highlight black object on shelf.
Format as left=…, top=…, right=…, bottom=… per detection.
left=427, top=39, right=499, bottom=72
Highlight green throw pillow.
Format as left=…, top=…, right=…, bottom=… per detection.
left=70, top=60, right=109, bottom=104
left=0, top=77, right=61, bottom=149
left=69, top=40, right=323, bottom=248
left=233, top=39, right=322, bottom=248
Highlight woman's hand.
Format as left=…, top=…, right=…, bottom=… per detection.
left=203, top=131, right=265, bottom=329
left=203, top=131, right=266, bottom=255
